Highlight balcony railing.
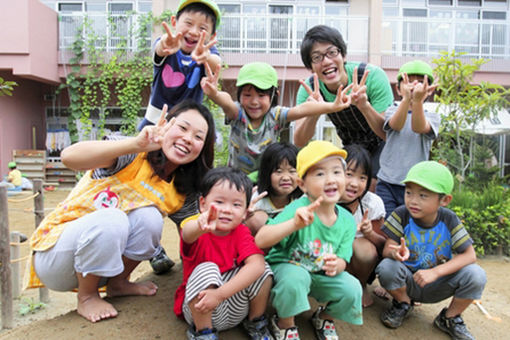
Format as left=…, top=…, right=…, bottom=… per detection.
left=59, top=12, right=151, bottom=52
left=382, top=16, right=510, bottom=59
left=217, top=13, right=369, bottom=55
left=58, top=12, right=510, bottom=61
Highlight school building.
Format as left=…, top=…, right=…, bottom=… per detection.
left=1, top=0, right=510, bottom=179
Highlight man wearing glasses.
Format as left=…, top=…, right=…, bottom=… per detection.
left=294, top=25, right=393, bottom=183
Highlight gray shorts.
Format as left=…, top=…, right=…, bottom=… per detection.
left=34, top=206, right=163, bottom=291
left=182, top=261, right=273, bottom=331
left=376, top=258, right=486, bottom=303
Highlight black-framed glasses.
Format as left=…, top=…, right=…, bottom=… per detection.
left=310, top=48, right=341, bottom=64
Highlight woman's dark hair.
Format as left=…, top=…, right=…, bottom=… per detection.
left=147, top=99, right=215, bottom=195
left=340, top=144, right=372, bottom=209
left=201, top=167, right=253, bottom=207
left=177, top=2, right=217, bottom=35
left=257, top=142, right=302, bottom=200
left=236, top=84, right=279, bottom=108
left=300, top=25, right=347, bottom=70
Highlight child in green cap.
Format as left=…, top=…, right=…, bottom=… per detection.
left=201, top=62, right=353, bottom=174
left=2, top=161, right=23, bottom=191
left=376, top=161, right=486, bottom=340
left=376, top=60, right=440, bottom=218
left=139, top=0, right=221, bottom=130
left=256, top=140, right=362, bottom=340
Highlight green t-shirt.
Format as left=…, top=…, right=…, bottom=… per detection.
left=265, top=196, right=356, bottom=273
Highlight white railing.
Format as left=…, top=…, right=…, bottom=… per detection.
left=59, top=12, right=151, bottom=52
left=382, top=16, right=510, bottom=59
left=217, top=13, right=369, bottom=55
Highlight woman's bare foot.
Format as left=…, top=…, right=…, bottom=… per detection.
left=77, top=293, right=118, bottom=323
left=106, top=279, right=158, bottom=297
left=362, top=287, right=374, bottom=307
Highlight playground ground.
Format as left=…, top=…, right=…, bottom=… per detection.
left=1, top=189, right=509, bottom=339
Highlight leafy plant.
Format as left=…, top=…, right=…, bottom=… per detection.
left=432, top=51, right=510, bottom=187
left=0, top=77, right=18, bottom=96
left=18, top=298, right=46, bottom=316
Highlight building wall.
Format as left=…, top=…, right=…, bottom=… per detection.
left=0, top=72, right=48, bottom=178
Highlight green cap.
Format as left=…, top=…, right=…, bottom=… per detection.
left=402, top=161, right=454, bottom=194
left=8, top=161, right=16, bottom=168
left=236, top=62, right=278, bottom=90
left=177, top=0, right=221, bottom=28
left=397, top=60, right=434, bottom=84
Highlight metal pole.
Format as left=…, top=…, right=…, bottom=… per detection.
left=0, top=186, right=13, bottom=329
left=33, top=179, right=50, bottom=303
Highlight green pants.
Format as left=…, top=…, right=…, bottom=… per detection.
left=270, top=262, right=363, bottom=325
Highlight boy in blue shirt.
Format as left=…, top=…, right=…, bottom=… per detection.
left=376, top=161, right=486, bottom=340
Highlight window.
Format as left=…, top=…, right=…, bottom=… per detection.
left=269, top=5, right=293, bottom=52
left=108, top=3, right=134, bottom=50
left=482, top=11, right=506, bottom=20
left=58, top=2, right=83, bottom=12
left=458, top=0, right=481, bottom=6
left=428, top=0, right=453, bottom=5
left=217, top=4, right=241, bottom=52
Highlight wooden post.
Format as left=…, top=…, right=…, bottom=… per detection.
left=33, top=179, right=49, bottom=303
left=10, top=232, right=21, bottom=298
left=0, top=186, right=13, bottom=329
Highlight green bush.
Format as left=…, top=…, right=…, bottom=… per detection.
left=450, top=182, right=510, bottom=256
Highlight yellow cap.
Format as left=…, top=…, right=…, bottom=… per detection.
left=297, top=140, right=347, bottom=178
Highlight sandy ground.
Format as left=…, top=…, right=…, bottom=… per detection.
left=1, top=189, right=510, bottom=339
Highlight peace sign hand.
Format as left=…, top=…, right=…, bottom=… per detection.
left=200, top=62, right=220, bottom=97
left=399, top=73, right=413, bottom=100
left=332, top=83, right=353, bottom=111
left=412, top=75, right=438, bottom=102
left=197, top=204, right=218, bottom=233
left=192, top=31, right=218, bottom=65
left=388, top=237, right=410, bottom=262
left=247, top=186, right=268, bottom=216
left=351, top=67, right=370, bottom=108
left=158, top=22, right=182, bottom=56
left=358, top=209, right=373, bottom=235
left=136, top=104, right=171, bottom=152
left=299, top=73, right=324, bottom=103
left=294, top=196, right=323, bottom=230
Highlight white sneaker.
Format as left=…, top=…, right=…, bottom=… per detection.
left=269, top=314, right=300, bottom=340
left=310, top=306, right=338, bottom=340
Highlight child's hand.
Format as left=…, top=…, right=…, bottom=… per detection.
left=158, top=22, right=182, bottom=56
left=246, top=186, right=268, bottom=217
left=194, top=288, right=223, bottom=313
left=412, top=75, right=437, bottom=102
left=413, top=268, right=439, bottom=288
left=300, top=73, right=324, bottom=103
left=399, top=73, right=413, bottom=100
left=332, top=83, right=353, bottom=111
left=294, top=197, right=322, bottom=230
left=136, top=105, right=171, bottom=151
left=322, top=253, right=340, bottom=276
left=388, top=237, right=409, bottom=262
left=358, top=209, right=373, bottom=235
left=197, top=204, right=218, bottom=233
left=200, top=62, right=220, bottom=97
left=191, top=31, right=217, bottom=65
left=351, top=67, right=370, bottom=108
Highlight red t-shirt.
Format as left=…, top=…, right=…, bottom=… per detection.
left=173, top=223, right=263, bottom=318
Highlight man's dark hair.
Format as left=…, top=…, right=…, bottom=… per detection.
left=201, top=167, right=253, bottom=207
left=177, top=2, right=217, bottom=34
left=300, top=25, right=347, bottom=69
